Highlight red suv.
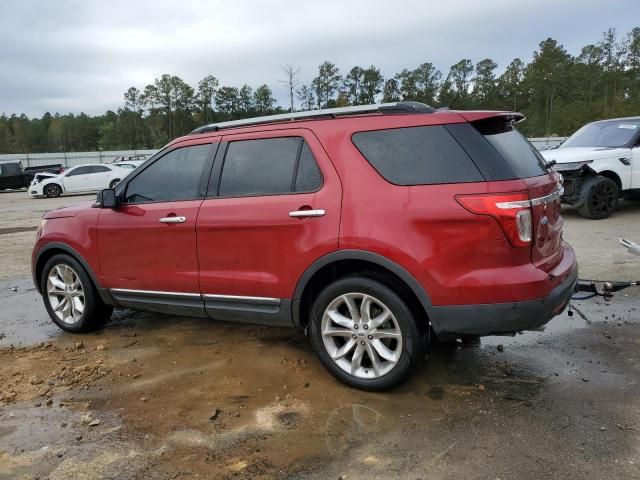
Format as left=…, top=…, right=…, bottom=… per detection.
left=32, top=102, right=577, bottom=390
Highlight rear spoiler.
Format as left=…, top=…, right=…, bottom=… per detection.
left=455, top=111, right=525, bottom=124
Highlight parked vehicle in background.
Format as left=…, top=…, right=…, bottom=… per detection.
left=541, top=116, right=640, bottom=219
left=32, top=102, right=576, bottom=390
left=0, top=160, right=63, bottom=190
left=29, top=163, right=128, bottom=198
left=111, top=154, right=148, bottom=163
left=112, top=160, right=145, bottom=171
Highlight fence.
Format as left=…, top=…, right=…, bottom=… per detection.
left=529, top=137, right=566, bottom=150
left=0, top=137, right=567, bottom=170
left=0, top=149, right=160, bottom=169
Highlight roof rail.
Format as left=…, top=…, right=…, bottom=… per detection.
left=189, top=101, right=435, bottom=135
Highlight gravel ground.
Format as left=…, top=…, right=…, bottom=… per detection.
left=0, top=190, right=639, bottom=479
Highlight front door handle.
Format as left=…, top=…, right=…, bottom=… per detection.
left=159, top=216, right=186, bottom=224
left=289, top=209, right=325, bottom=218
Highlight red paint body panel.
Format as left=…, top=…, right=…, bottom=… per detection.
left=34, top=206, right=101, bottom=279
left=197, top=129, right=342, bottom=298
left=96, top=201, right=203, bottom=293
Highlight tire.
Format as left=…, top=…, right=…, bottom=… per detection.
left=576, top=175, right=619, bottom=219
left=309, top=276, right=426, bottom=391
left=40, top=254, right=113, bottom=333
left=44, top=183, right=62, bottom=198
left=109, top=179, right=120, bottom=188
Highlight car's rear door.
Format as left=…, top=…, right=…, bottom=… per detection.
left=196, top=129, right=341, bottom=325
left=97, top=140, right=217, bottom=315
left=85, top=165, right=112, bottom=189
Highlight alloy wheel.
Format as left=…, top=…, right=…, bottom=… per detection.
left=321, top=292, right=403, bottom=379
left=590, top=182, right=617, bottom=215
left=47, top=264, right=85, bottom=325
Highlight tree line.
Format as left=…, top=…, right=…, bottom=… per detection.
left=0, top=26, right=638, bottom=154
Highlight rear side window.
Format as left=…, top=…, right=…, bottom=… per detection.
left=352, top=126, right=483, bottom=185
left=218, top=137, right=322, bottom=197
left=124, top=144, right=210, bottom=203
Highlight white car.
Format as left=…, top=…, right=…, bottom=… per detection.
left=541, top=117, right=640, bottom=219
left=112, top=160, right=145, bottom=171
left=29, top=163, right=129, bottom=198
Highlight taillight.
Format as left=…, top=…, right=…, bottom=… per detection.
left=456, top=192, right=532, bottom=248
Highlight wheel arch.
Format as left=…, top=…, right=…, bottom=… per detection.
left=597, top=170, right=623, bottom=192
left=33, top=243, right=112, bottom=304
left=291, top=250, right=434, bottom=330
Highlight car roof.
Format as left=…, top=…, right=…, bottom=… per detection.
left=171, top=103, right=523, bottom=148
left=589, top=116, right=640, bottom=124
left=69, top=163, right=112, bottom=167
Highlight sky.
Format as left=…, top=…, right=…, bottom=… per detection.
left=1, top=0, right=639, bottom=117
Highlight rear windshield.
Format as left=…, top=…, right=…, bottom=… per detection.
left=351, top=125, right=483, bottom=185
left=471, top=117, right=549, bottom=179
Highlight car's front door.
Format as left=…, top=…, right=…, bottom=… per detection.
left=196, top=129, right=342, bottom=325
left=62, top=166, right=92, bottom=192
left=97, top=141, right=216, bottom=315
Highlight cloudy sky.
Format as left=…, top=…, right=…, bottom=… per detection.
left=1, top=0, right=638, bottom=117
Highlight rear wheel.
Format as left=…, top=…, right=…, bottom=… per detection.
left=109, top=179, right=120, bottom=188
left=44, top=183, right=62, bottom=198
left=40, top=254, right=113, bottom=333
left=309, top=276, right=425, bottom=391
left=577, top=176, right=619, bottom=219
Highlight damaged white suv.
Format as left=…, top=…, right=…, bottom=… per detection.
left=541, top=117, right=640, bottom=219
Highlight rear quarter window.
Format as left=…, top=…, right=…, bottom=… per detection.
left=447, top=117, right=550, bottom=180
left=351, top=125, right=483, bottom=185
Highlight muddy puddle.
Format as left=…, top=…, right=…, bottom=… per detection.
left=1, top=276, right=640, bottom=479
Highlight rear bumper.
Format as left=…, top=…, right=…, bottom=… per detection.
left=431, top=251, right=578, bottom=338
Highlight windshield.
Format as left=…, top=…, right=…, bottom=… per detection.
left=561, top=120, right=640, bottom=148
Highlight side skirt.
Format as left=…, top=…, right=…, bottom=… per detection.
left=109, top=289, right=294, bottom=327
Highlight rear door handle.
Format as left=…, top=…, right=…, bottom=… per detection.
left=289, top=209, right=325, bottom=218
left=159, top=216, right=186, bottom=224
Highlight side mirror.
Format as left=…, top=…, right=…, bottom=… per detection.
left=98, top=188, right=119, bottom=209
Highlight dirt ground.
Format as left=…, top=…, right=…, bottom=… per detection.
left=1, top=190, right=640, bottom=479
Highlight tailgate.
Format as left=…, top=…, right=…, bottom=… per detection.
left=527, top=172, right=564, bottom=271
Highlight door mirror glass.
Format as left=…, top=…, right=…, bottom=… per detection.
left=98, top=188, right=119, bottom=209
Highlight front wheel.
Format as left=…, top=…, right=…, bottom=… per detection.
left=40, top=254, right=113, bottom=333
left=577, top=176, right=619, bottom=219
left=309, top=276, right=425, bottom=391
left=44, top=183, right=62, bottom=198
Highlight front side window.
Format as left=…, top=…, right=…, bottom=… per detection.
left=218, top=137, right=322, bottom=197
left=66, top=166, right=90, bottom=176
left=124, top=144, right=211, bottom=203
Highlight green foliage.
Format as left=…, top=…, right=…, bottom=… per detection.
left=2, top=26, right=640, bottom=154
